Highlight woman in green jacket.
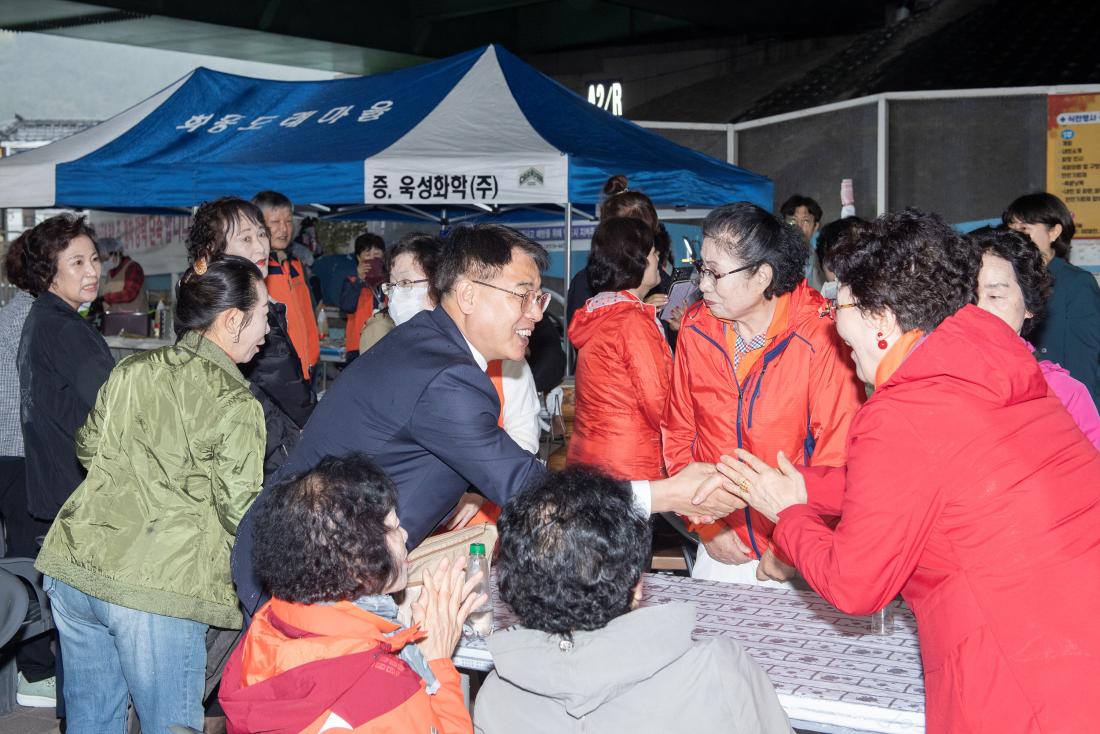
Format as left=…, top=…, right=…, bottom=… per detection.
left=36, top=256, right=268, bottom=734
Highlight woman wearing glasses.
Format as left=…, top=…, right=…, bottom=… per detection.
left=718, top=210, right=1100, bottom=733
left=662, top=202, right=864, bottom=585
left=568, top=217, right=672, bottom=479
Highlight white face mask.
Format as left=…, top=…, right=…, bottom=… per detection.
left=389, top=285, right=431, bottom=326
left=820, top=280, right=838, bottom=300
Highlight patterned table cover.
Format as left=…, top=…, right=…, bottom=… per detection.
left=454, top=572, right=925, bottom=734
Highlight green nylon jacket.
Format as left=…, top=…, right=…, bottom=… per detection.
left=36, top=330, right=265, bottom=629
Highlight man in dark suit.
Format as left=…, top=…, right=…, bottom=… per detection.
left=233, top=224, right=739, bottom=619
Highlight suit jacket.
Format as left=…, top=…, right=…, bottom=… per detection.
left=233, top=306, right=545, bottom=619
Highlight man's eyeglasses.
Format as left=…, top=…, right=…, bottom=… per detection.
left=818, top=298, right=858, bottom=321
left=786, top=217, right=816, bottom=228
left=473, top=280, right=552, bottom=313
left=381, top=278, right=429, bottom=297
left=691, top=259, right=755, bottom=286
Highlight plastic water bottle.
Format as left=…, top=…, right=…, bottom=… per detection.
left=154, top=300, right=165, bottom=339
left=464, top=543, right=493, bottom=638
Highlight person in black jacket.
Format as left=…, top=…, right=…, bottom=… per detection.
left=186, top=197, right=316, bottom=476
left=17, top=213, right=115, bottom=709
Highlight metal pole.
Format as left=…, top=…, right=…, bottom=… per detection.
left=876, top=97, right=889, bottom=216
left=564, top=202, right=573, bottom=375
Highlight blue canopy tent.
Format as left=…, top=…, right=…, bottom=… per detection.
left=0, top=44, right=771, bottom=288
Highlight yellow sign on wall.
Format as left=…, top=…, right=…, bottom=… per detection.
left=1048, top=94, right=1100, bottom=238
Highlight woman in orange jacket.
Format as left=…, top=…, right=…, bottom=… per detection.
left=220, top=454, right=484, bottom=734
left=662, top=202, right=864, bottom=585
left=568, top=218, right=672, bottom=479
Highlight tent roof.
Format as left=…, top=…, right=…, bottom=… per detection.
left=0, top=45, right=771, bottom=211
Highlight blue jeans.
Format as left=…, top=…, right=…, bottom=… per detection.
left=44, top=576, right=207, bottom=734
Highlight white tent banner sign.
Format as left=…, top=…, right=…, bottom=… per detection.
left=363, top=158, right=567, bottom=205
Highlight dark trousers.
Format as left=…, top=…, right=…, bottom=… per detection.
left=0, top=457, right=56, bottom=682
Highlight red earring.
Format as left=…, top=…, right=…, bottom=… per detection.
left=877, top=332, right=888, bottom=350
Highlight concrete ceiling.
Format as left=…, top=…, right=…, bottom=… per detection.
left=0, top=0, right=888, bottom=75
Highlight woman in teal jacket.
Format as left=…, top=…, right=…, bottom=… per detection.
left=36, top=256, right=268, bottom=734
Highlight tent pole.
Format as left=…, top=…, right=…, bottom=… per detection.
left=564, top=202, right=573, bottom=376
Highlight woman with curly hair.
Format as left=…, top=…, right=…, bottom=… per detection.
left=973, top=227, right=1100, bottom=448
left=474, top=466, right=790, bottom=734
left=719, top=210, right=1100, bottom=733
left=662, top=202, right=864, bottom=586
left=17, top=215, right=114, bottom=524
left=186, top=197, right=315, bottom=477
left=221, top=454, right=484, bottom=734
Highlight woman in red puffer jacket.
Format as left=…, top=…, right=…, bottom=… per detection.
left=567, top=218, right=671, bottom=479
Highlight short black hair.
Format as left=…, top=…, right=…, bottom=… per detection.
left=654, top=223, right=672, bottom=270
left=252, top=190, right=294, bottom=212
left=354, top=232, right=386, bottom=257
left=702, top=202, right=807, bottom=299
left=971, top=227, right=1052, bottom=335
left=779, top=195, right=823, bottom=223
left=816, top=216, right=867, bottom=273
left=496, top=466, right=651, bottom=639
left=4, top=233, right=29, bottom=291
left=186, top=197, right=268, bottom=265
left=831, top=209, right=980, bottom=333
left=1002, top=192, right=1075, bottom=260
left=174, top=255, right=263, bottom=340
left=432, top=224, right=549, bottom=300
left=253, top=454, right=399, bottom=604
left=586, top=217, right=654, bottom=293
left=18, top=214, right=98, bottom=297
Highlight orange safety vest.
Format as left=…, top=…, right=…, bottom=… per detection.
left=344, top=283, right=375, bottom=353
left=266, top=253, right=319, bottom=379
left=465, top=360, right=505, bottom=526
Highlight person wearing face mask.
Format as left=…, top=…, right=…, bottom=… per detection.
left=187, top=197, right=315, bottom=478
left=36, top=256, right=268, bottom=734
left=568, top=218, right=672, bottom=479
left=972, top=227, right=1100, bottom=448
left=1002, top=192, right=1100, bottom=410
left=814, top=216, right=867, bottom=301
left=97, top=236, right=147, bottom=315
left=340, top=232, right=386, bottom=364
left=358, top=232, right=437, bottom=353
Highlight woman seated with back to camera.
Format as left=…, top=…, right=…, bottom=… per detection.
left=220, top=453, right=484, bottom=734
left=186, top=197, right=316, bottom=477
left=972, top=226, right=1100, bottom=448
left=567, top=217, right=672, bottom=479
left=474, top=466, right=791, bottom=734
left=719, top=210, right=1100, bottom=733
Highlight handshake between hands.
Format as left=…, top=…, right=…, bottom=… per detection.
left=650, top=460, right=746, bottom=524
